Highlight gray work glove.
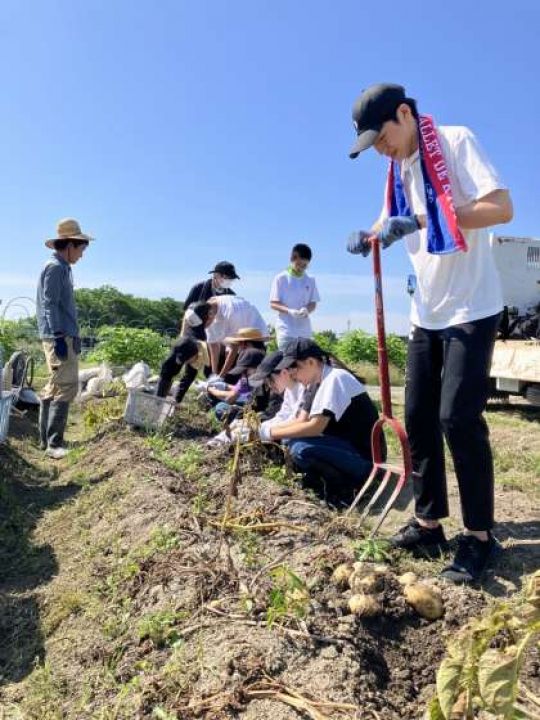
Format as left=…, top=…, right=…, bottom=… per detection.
left=380, top=215, right=420, bottom=248
left=54, top=335, right=68, bottom=360
left=347, top=230, right=372, bottom=257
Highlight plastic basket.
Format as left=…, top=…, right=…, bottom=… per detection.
left=123, top=389, right=175, bottom=431
left=0, top=391, right=14, bottom=443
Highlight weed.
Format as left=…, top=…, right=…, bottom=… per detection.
left=266, top=565, right=310, bottom=628
left=262, top=463, right=296, bottom=487
left=145, top=437, right=204, bottom=477
left=153, top=708, right=179, bottom=720
left=137, top=609, right=188, bottom=647
left=83, top=394, right=125, bottom=433
left=66, top=446, right=88, bottom=467
left=43, top=589, right=92, bottom=636
left=237, top=529, right=262, bottom=568
left=353, top=538, right=392, bottom=563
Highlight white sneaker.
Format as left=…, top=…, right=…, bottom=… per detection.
left=45, top=446, right=68, bottom=460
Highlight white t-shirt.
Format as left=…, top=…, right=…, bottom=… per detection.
left=381, top=126, right=505, bottom=330
left=262, top=382, right=304, bottom=430
left=270, top=271, right=320, bottom=341
left=205, top=296, right=268, bottom=343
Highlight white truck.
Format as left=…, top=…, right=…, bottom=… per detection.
left=489, top=234, right=540, bottom=405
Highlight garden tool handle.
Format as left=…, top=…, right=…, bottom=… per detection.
left=371, top=234, right=393, bottom=419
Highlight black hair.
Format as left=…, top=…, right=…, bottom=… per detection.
left=291, top=243, right=312, bottom=261
left=189, top=301, right=213, bottom=325
left=389, top=97, right=419, bottom=122
left=53, top=239, right=89, bottom=251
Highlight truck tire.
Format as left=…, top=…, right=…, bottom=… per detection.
left=524, top=385, right=540, bottom=407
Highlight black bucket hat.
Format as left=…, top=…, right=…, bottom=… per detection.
left=208, top=261, right=240, bottom=279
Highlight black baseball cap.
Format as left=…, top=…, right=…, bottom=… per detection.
left=208, top=261, right=240, bottom=279
left=228, top=348, right=266, bottom=376
left=248, top=350, right=284, bottom=388
left=349, top=83, right=407, bottom=159
left=275, top=338, right=326, bottom=370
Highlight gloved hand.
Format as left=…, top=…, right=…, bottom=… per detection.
left=380, top=215, right=420, bottom=248
left=207, top=374, right=222, bottom=384
left=194, top=380, right=208, bottom=391
left=297, top=307, right=309, bottom=318
left=288, top=308, right=304, bottom=318
left=347, top=230, right=372, bottom=257
left=258, top=423, right=273, bottom=442
left=54, top=335, right=68, bottom=360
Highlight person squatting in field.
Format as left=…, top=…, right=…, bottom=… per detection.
left=258, top=339, right=380, bottom=506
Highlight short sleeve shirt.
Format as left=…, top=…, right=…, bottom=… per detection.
left=205, top=296, right=268, bottom=343
left=308, top=366, right=377, bottom=459
left=380, top=126, right=505, bottom=329
left=270, top=271, right=320, bottom=340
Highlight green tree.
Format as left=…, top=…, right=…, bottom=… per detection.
left=75, top=286, right=183, bottom=335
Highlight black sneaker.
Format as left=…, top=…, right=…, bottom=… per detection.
left=440, top=533, right=502, bottom=584
left=390, top=517, right=448, bottom=554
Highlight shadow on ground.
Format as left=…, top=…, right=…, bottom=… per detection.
left=0, top=433, right=82, bottom=684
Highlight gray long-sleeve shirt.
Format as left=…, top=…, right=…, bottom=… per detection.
left=36, top=254, right=79, bottom=338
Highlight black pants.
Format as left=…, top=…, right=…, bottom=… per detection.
left=405, top=313, right=500, bottom=531
left=157, top=350, right=209, bottom=404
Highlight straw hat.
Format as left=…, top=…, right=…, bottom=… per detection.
left=45, top=218, right=95, bottom=249
left=224, top=327, right=270, bottom=344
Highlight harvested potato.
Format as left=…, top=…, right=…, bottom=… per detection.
left=332, top=563, right=353, bottom=587
left=397, top=572, right=418, bottom=587
left=348, top=594, right=382, bottom=617
left=403, top=583, right=444, bottom=620
left=350, top=572, right=385, bottom=595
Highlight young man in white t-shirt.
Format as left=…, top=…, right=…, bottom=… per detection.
left=348, top=83, right=513, bottom=583
left=270, top=243, right=320, bottom=350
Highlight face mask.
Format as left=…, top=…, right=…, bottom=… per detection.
left=219, top=279, right=233, bottom=289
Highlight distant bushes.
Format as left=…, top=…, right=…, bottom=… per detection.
left=87, top=326, right=169, bottom=370
left=313, top=329, right=407, bottom=370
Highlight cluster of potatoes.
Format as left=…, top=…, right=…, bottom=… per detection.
left=331, top=562, right=444, bottom=621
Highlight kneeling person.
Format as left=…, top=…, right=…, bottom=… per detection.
left=260, top=339, right=379, bottom=503
left=208, top=348, right=266, bottom=422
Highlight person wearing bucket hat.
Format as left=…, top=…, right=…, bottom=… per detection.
left=183, top=261, right=240, bottom=310
left=205, top=296, right=269, bottom=377
left=347, top=82, right=513, bottom=583
left=36, top=218, right=94, bottom=459
left=259, top=339, right=380, bottom=505
left=207, top=348, right=265, bottom=422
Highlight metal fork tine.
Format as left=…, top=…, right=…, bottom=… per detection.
left=346, top=464, right=380, bottom=516
left=358, top=469, right=393, bottom=526
left=369, top=471, right=408, bottom=536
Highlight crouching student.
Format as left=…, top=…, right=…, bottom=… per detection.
left=156, top=337, right=209, bottom=404
left=249, top=350, right=305, bottom=431
left=259, top=339, right=379, bottom=504
left=207, top=348, right=265, bottom=422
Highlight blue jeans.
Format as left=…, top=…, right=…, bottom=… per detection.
left=286, top=435, right=372, bottom=485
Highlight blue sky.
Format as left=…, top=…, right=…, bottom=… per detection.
left=1, top=0, right=538, bottom=333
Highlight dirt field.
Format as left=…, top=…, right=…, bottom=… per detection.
left=0, top=393, right=538, bottom=719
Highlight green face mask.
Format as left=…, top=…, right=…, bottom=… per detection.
left=287, top=265, right=304, bottom=278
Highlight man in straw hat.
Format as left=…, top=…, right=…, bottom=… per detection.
left=36, top=218, right=94, bottom=459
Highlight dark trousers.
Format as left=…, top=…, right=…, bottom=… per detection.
left=157, top=351, right=208, bottom=404
left=405, top=313, right=500, bottom=530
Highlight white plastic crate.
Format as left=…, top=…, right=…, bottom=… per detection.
left=0, top=391, right=14, bottom=443
left=124, top=389, right=175, bottom=431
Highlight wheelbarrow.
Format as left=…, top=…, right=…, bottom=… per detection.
left=345, top=232, right=413, bottom=535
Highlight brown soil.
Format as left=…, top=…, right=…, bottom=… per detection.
left=0, top=398, right=538, bottom=719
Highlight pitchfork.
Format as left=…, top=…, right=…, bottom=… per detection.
left=346, top=233, right=413, bottom=535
